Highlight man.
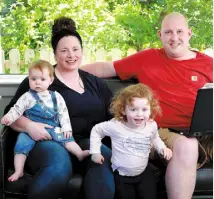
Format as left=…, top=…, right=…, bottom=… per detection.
left=81, top=12, right=213, bottom=199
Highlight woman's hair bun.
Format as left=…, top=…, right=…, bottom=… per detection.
left=52, top=17, right=76, bottom=36
left=51, top=16, right=83, bottom=52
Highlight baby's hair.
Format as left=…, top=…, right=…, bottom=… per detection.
left=110, top=83, right=161, bottom=122
left=29, top=60, right=54, bottom=78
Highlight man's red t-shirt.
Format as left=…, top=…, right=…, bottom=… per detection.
left=114, top=48, right=213, bottom=129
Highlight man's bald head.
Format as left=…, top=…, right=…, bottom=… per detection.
left=161, top=12, right=189, bottom=31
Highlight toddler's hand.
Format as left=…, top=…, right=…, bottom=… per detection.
left=91, top=153, right=104, bottom=164
left=64, top=131, right=72, bottom=139
left=1, top=115, right=12, bottom=126
left=162, top=147, right=172, bottom=161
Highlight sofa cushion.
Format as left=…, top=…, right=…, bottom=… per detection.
left=4, top=161, right=213, bottom=198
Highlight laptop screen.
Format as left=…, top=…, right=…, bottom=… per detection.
left=189, top=88, right=213, bottom=135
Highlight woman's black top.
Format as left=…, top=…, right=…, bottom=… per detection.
left=4, top=70, right=113, bottom=140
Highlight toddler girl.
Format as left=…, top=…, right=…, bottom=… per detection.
left=90, top=83, right=172, bottom=199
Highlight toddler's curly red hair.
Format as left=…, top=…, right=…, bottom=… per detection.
left=110, top=83, right=161, bottom=122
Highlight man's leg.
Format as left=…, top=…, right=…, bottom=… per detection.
left=26, top=141, right=73, bottom=199
left=160, top=129, right=198, bottom=199
left=79, top=139, right=115, bottom=199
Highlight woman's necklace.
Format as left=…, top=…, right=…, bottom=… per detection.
left=78, top=76, right=84, bottom=89
left=56, top=67, right=84, bottom=91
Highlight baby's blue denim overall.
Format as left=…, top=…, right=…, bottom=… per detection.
left=14, top=89, right=74, bottom=156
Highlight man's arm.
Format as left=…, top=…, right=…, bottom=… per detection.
left=80, top=62, right=117, bottom=78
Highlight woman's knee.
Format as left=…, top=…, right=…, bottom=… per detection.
left=84, top=144, right=114, bottom=198
left=26, top=142, right=73, bottom=199
left=26, top=141, right=72, bottom=175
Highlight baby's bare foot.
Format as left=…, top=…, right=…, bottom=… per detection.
left=8, top=171, right=23, bottom=182
left=78, top=150, right=90, bottom=161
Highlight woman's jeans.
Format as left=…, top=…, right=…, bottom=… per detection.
left=25, top=138, right=114, bottom=199
left=79, top=139, right=115, bottom=199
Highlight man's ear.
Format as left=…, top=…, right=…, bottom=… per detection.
left=188, top=28, right=192, bottom=38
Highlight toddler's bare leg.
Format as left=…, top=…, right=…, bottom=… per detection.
left=65, top=142, right=89, bottom=161
left=8, top=154, right=26, bottom=182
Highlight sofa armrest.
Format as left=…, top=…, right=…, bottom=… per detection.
left=0, top=125, right=10, bottom=192
left=0, top=126, right=18, bottom=192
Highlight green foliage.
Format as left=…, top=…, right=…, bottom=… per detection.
left=164, top=0, right=213, bottom=49
left=1, top=0, right=213, bottom=64
left=1, top=0, right=115, bottom=58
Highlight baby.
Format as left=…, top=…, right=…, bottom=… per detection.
left=1, top=60, right=89, bottom=181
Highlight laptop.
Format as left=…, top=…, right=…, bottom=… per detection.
left=184, top=87, right=213, bottom=137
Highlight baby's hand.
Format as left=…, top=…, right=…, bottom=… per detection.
left=162, top=147, right=172, bottom=161
left=1, top=115, right=11, bottom=126
left=64, top=131, right=72, bottom=139
left=91, top=154, right=104, bottom=164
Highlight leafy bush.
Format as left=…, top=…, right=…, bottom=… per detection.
left=1, top=0, right=212, bottom=62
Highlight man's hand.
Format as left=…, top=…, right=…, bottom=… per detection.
left=162, top=147, right=172, bottom=161
left=64, top=131, right=72, bottom=138
left=91, top=153, right=104, bottom=164
left=26, top=121, right=52, bottom=141
left=203, top=83, right=213, bottom=88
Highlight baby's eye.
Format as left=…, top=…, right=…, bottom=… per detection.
left=41, top=78, right=46, bottom=81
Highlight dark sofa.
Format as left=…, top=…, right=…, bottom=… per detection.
left=0, top=78, right=213, bottom=199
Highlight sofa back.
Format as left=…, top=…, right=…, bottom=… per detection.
left=104, top=77, right=137, bottom=94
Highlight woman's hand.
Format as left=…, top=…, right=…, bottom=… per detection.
left=91, top=153, right=104, bottom=164
left=25, top=120, right=53, bottom=141
left=10, top=116, right=52, bottom=141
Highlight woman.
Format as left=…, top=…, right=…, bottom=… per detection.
left=5, top=17, right=114, bottom=199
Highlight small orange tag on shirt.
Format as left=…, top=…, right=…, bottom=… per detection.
left=191, top=76, right=198, bottom=81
